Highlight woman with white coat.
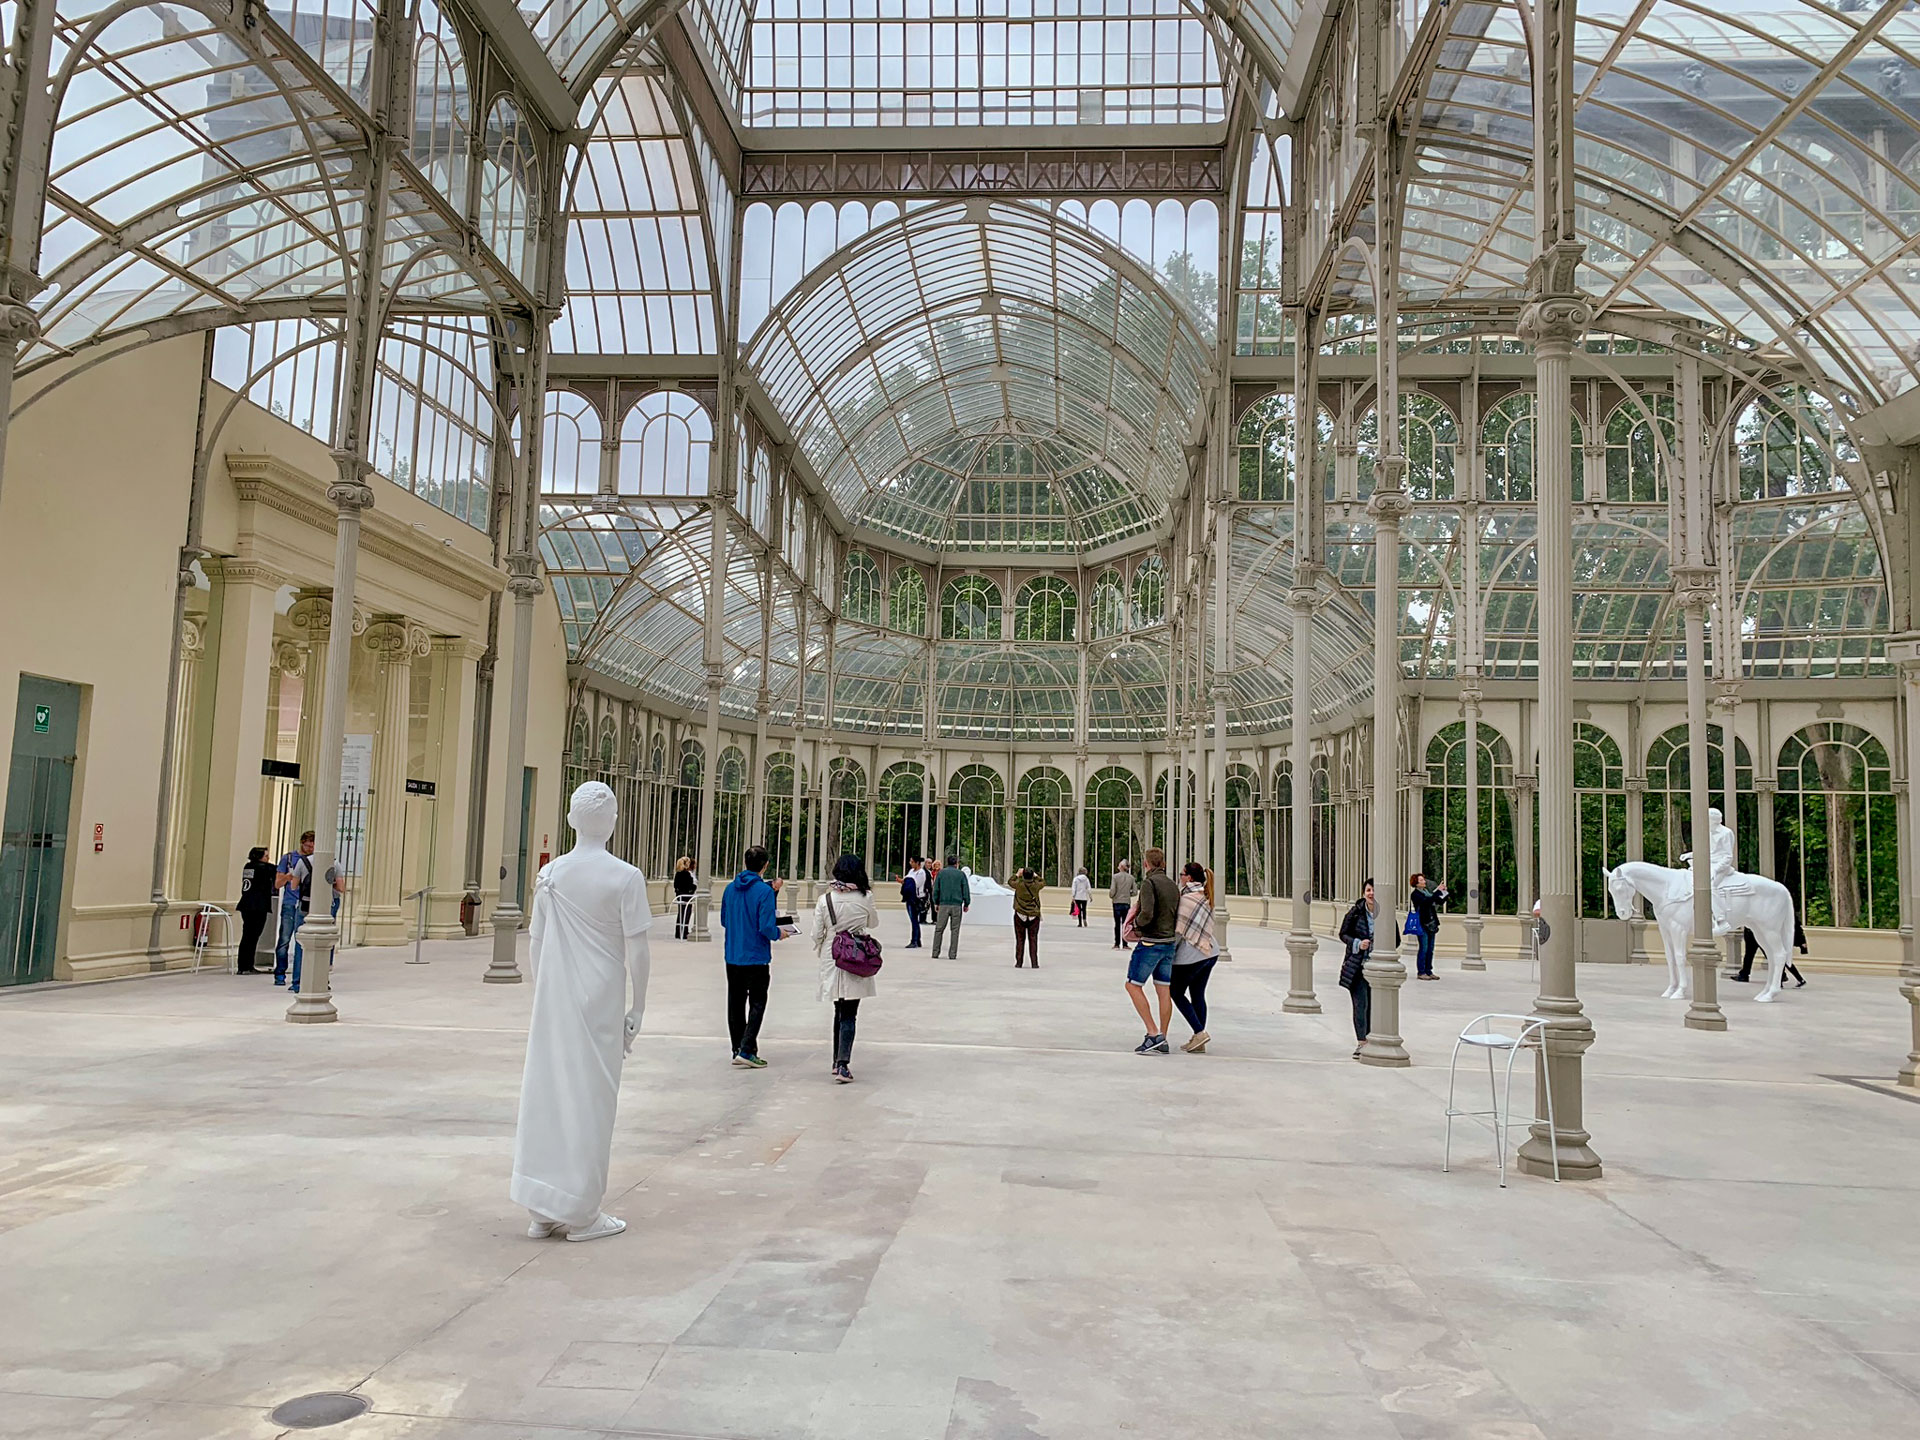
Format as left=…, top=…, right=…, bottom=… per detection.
left=814, top=853, right=880, bottom=1083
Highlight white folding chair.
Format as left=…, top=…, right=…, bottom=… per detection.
left=1444, top=1012, right=1559, bottom=1186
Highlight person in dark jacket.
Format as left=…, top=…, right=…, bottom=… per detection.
left=930, top=856, right=970, bottom=958
left=1339, top=879, right=1394, bottom=1059
left=1011, top=868, right=1044, bottom=968
left=901, top=857, right=925, bottom=949
left=1733, top=915, right=1808, bottom=986
left=718, top=846, right=793, bottom=1067
left=672, top=856, right=698, bottom=940
left=235, top=846, right=277, bottom=973
left=1406, top=872, right=1448, bottom=980
left=1123, top=848, right=1182, bottom=1053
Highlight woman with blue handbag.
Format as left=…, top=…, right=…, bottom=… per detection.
left=1406, top=872, right=1448, bottom=981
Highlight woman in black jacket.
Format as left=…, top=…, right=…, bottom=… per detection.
left=1406, top=872, right=1448, bottom=980
left=1338, top=879, right=1392, bottom=1059
left=672, top=856, right=698, bottom=940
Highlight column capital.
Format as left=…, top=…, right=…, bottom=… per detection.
left=364, top=615, right=431, bottom=660
left=0, top=266, right=44, bottom=347
left=1671, top=565, right=1717, bottom=609
left=1714, top=679, right=1742, bottom=708
left=180, top=614, right=207, bottom=658
left=327, top=451, right=377, bottom=511
left=1753, top=776, right=1779, bottom=796
left=272, top=638, right=306, bottom=677
left=1366, top=484, right=1412, bottom=525
left=504, top=551, right=544, bottom=599
left=204, top=556, right=286, bottom=590
left=1513, top=772, right=1538, bottom=796
left=1517, top=239, right=1592, bottom=348
left=287, top=589, right=332, bottom=635
left=1624, top=775, right=1648, bottom=794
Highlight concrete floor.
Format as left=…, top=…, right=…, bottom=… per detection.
left=2, top=909, right=1918, bottom=1440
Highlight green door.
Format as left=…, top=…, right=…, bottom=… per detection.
left=2, top=677, right=81, bottom=986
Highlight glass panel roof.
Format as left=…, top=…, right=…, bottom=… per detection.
left=746, top=199, right=1212, bottom=553
left=685, top=0, right=1231, bottom=129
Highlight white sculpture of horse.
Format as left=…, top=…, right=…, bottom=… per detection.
left=1604, top=860, right=1797, bottom=1003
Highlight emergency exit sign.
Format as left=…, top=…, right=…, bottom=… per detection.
left=32, top=704, right=49, bottom=733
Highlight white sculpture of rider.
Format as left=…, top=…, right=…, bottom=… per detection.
left=1681, top=805, right=1745, bottom=938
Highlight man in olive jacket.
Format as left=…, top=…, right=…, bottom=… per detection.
left=931, top=854, right=970, bottom=959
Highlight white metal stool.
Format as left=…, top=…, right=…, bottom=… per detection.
left=191, top=904, right=234, bottom=974
left=1444, top=1013, right=1560, bottom=1186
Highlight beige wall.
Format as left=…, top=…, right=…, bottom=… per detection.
left=0, top=337, right=565, bottom=981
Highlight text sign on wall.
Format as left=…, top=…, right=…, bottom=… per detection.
left=33, top=704, right=49, bottom=733
left=405, top=778, right=436, bottom=797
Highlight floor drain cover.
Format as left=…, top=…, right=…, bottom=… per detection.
left=268, top=1392, right=371, bottom=1428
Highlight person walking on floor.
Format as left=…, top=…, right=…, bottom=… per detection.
left=1122, top=848, right=1181, bottom=1054
left=814, top=854, right=880, bottom=1083
left=1109, top=860, right=1137, bottom=949
left=1733, top=920, right=1809, bottom=986
left=272, top=830, right=315, bottom=983
left=235, top=846, right=277, bottom=974
left=902, top=856, right=926, bottom=949
left=1406, top=872, right=1448, bottom=980
left=1339, top=879, right=1391, bottom=1060
left=719, top=845, right=794, bottom=1068
left=1012, top=867, right=1044, bottom=968
left=1169, top=861, right=1219, bottom=1052
left=930, top=854, right=970, bottom=958
left=1070, top=867, right=1091, bottom=926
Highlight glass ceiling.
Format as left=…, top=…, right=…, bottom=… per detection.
left=746, top=198, right=1212, bottom=553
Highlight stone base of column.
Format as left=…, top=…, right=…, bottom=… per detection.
left=285, top=915, right=339, bottom=1023
left=1684, top=937, right=1726, bottom=1030
left=1515, top=1016, right=1601, bottom=1180
left=1214, top=906, right=1231, bottom=963
left=1357, top=955, right=1410, bottom=1066
left=484, top=908, right=524, bottom=983
left=691, top=890, right=713, bottom=942
left=1282, top=929, right=1320, bottom=1013
left=1460, top=915, right=1485, bottom=971
left=1899, top=975, right=1920, bottom=1087
left=360, top=905, right=409, bottom=946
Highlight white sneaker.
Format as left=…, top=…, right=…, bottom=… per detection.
left=565, top=1213, right=627, bottom=1243
left=527, top=1214, right=566, bottom=1239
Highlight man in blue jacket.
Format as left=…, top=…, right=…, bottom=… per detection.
left=719, top=845, right=791, bottom=1067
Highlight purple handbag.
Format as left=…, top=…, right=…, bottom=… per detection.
left=826, top=894, right=883, bottom=977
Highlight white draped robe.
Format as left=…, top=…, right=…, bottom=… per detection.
left=510, top=854, right=652, bottom=1228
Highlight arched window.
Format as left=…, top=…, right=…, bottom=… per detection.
left=1480, top=392, right=1586, bottom=503
left=412, top=0, right=470, bottom=212
left=1402, top=392, right=1459, bottom=501
left=618, top=391, right=712, bottom=496
left=1574, top=723, right=1627, bottom=918
left=889, top=567, right=928, bottom=635
left=1272, top=758, right=1293, bottom=897
left=1132, top=558, right=1167, bottom=628
left=597, top=716, right=617, bottom=769
left=1013, top=576, right=1076, bottom=642
left=569, top=705, right=590, bottom=759
left=763, top=751, right=800, bottom=863
left=1737, top=388, right=1849, bottom=499
left=480, top=96, right=538, bottom=283
left=1643, top=724, right=1756, bottom=872
left=541, top=391, right=602, bottom=494
left=843, top=551, right=883, bottom=625
left=941, top=575, right=1002, bottom=640
left=1237, top=392, right=1295, bottom=501
left=1421, top=721, right=1518, bottom=916
left=825, top=756, right=867, bottom=862
left=1310, top=753, right=1336, bottom=901
left=1604, top=394, right=1674, bottom=503
left=873, top=761, right=927, bottom=879
left=670, top=738, right=704, bottom=875
left=1225, top=762, right=1263, bottom=896
left=1085, top=766, right=1145, bottom=885
left=1153, top=767, right=1198, bottom=861
left=1776, top=723, right=1897, bottom=929
left=1089, top=569, right=1128, bottom=638
left=712, top=745, right=751, bottom=876
left=1013, top=766, right=1074, bottom=884
left=944, top=764, right=1006, bottom=874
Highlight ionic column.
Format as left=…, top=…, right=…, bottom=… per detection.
left=1359, top=477, right=1411, bottom=1067
left=192, top=558, right=286, bottom=903
left=485, top=556, right=544, bottom=981
left=360, top=616, right=430, bottom=944
left=1624, top=774, right=1648, bottom=962
left=1884, top=635, right=1920, bottom=1086
left=1461, top=676, right=1485, bottom=969
left=693, top=665, right=723, bottom=941
left=1716, top=678, right=1744, bottom=973
left=1513, top=770, right=1536, bottom=919
left=165, top=615, right=208, bottom=897
left=1515, top=235, right=1602, bottom=1178
left=427, top=637, right=485, bottom=936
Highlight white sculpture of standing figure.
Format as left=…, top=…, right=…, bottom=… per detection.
left=511, top=781, right=653, bottom=1242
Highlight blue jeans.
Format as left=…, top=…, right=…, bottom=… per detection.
left=290, top=896, right=340, bottom=992
left=1415, top=929, right=1437, bottom=977
left=273, top=903, right=304, bottom=980
left=906, top=899, right=922, bottom=947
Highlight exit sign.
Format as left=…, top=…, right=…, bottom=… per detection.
left=32, top=704, right=49, bottom=733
